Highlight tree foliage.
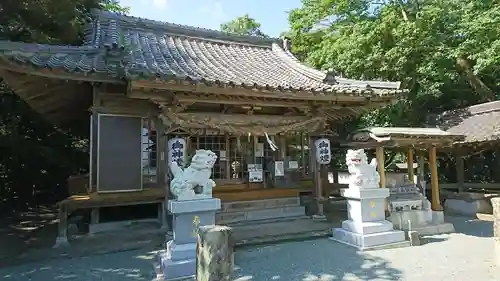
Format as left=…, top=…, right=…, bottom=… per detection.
left=288, top=0, right=500, bottom=126
left=288, top=0, right=500, bottom=181
left=220, top=14, right=268, bottom=37
left=0, top=0, right=128, bottom=214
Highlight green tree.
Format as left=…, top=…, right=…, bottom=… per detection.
left=288, top=0, right=500, bottom=127
left=0, top=0, right=129, bottom=213
left=220, top=14, right=268, bottom=37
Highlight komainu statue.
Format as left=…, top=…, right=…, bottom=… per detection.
left=345, top=149, right=380, bottom=189
left=169, top=149, right=218, bottom=200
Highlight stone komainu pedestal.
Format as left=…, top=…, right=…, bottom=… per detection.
left=331, top=187, right=410, bottom=250
left=156, top=198, right=221, bottom=280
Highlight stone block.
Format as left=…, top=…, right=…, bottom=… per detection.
left=445, top=198, right=493, bottom=215
left=341, top=187, right=389, bottom=200
left=346, top=198, right=386, bottom=223
left=341, top=220, right=394, bottom=234
left=492, top=197, right=500, bottom=238
left=331, top=228, right=408, bottom=250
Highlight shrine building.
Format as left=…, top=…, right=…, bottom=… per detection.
left=0, top=10, right=406, bottom=243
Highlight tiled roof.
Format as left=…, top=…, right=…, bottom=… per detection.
left=0, top=10, right=404, bottom=96
left=439, top=101, right=500, bottom=144
left=0, top=42, right=118, bottom=77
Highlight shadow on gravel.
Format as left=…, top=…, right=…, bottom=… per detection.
left=0, top=250, right=157, bottom=281
left=233, top=239, right=403, bottom=281
left=447, top=216, right=493, bottom=238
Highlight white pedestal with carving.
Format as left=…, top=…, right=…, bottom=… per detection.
left=331, top=188, right=410, bottom=250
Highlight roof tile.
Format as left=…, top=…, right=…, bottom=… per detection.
left=0, top=10, right=405, bottom=96
left=439, top=101, right=500, bottom=144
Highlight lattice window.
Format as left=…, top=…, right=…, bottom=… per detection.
left=142, top=119, right=157, bottom=183
left=193, top=135, right=227, bottom=179
left=229, top=137, right=248, bottom=179
left=255, top=136, right=275, bottom=175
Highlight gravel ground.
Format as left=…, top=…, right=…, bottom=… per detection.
left=1, top=216, right=499, bottom=281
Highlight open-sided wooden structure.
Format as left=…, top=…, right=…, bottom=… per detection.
left=346, top=127, right=465, bottom=211
left=0, top=10, right=406, bottom=233
left=437, top=101, right=500, bottom=192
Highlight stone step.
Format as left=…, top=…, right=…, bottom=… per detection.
left=216, top=205, right=306, bottom=224
left=232, top=217, right=333, bottom=246
left=221, top=197, right=300, bottom=213
left=226, top=215, right=310, bottom=227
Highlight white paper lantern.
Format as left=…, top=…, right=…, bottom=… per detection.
left=167, top=137, right=187, bottom=167
left=315, top=138, right=331, bottom=165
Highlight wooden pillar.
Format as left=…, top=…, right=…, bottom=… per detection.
left=300, top=133, right=306, bottom=177
left=407, top=148, right=414, bottom=183
left=375, top=147, right=386, bottom=188
left=429, top=146, right=442, bottom=211
left=280, top=136, right=287, bottom=161
left=196, top=225, right=234, bottom=281
left=455, top=148, right=465, bottom=193
left=225, top=134, right=230, bottom=179
left=375, top=146, right=388, bottom=213
left=156, top=119, right=166, bottom=186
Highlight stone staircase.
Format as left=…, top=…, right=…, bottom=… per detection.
left=216, top=197, right=306, bottom=225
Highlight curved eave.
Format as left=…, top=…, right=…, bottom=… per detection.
left=130, top=77, right=406, bottom=102
left=0, top=41, right=124, bottom=84
left=0, top=59, right=123, bottom=84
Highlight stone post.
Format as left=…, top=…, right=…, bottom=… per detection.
left=491, top=197, right=500, bottom=239
left=196, top=225, right=234, bottom=281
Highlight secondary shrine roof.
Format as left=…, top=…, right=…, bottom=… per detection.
left=439, top=100, right=500, bottom=145
left=346, top=127, right=465, bottom=148
left=0, top=10, right=404, bottom=96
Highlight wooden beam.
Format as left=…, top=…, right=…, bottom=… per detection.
left=131, top=80, right=397, bottom=104
left=407, top=148, right=414, bottom=183
left=429, top=146, right=442, bottom=211
left=176, top=93, right=316, bottom=108
left=130, top=90, right=339, bottom=108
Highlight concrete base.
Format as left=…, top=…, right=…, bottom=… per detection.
left=155, top=251, right=195, bottom=281
left=389, top=210, right=455, bottom=235
left=445, top=198, right=493, bottom=216
left=89, top=218, right=160, bottom=234
left=53, top=236, right=70, bottom=248
left=330, top=228, right=410, bottom=251
left=411, top=223, right=455, bottom=235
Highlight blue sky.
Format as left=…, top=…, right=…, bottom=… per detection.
left=118, top=0, right=302, bottom=37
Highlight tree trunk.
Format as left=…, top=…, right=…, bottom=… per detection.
left=456, top=57, right=496, bottom=101
left=196, top=225, right=234, bottom=281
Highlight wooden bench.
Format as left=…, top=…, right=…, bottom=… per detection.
left=54, top=188, right=166, bottom=247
